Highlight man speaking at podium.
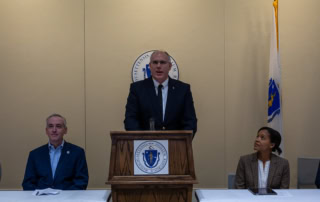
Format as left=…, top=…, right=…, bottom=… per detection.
left=124, top=50, right=197, bottom=137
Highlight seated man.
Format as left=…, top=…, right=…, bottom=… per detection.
left=316, top=161, right=320, bottom=188
left=22, top=114, right=88, bottom=190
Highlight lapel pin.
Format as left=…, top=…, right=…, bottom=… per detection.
left=67, top=151, right=70, bottom=154
left=172, top=86, right=175, bottom=90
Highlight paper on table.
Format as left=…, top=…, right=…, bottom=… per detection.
left=32, top=188, right=61, bottom=196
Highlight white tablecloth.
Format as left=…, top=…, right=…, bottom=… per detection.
left=0, top=190, right=110, bottom=202
left=196, top=189, right=320, bottom=202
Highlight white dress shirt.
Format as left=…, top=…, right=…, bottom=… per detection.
left=258, top=159, right=270, bottom=188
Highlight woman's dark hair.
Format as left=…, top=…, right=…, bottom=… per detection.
left=258, top=126, right=282, bottom=155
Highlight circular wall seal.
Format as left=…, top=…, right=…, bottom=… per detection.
left=135, top=141, right=168, bottom=174
left=132, top=50, right=179, bottom=82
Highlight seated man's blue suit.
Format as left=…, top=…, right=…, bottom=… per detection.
left=316, top=161, right=320, bottom=188
left=22, top=142, right=88, bottom=190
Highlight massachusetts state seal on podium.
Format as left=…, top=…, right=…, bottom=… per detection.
left=134, top=140, right=169, bottom=175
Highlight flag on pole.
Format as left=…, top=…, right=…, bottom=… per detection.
left=268, top=0, right=283, bottom=148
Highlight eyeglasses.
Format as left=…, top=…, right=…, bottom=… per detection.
left=151, top=60, right=169, bottom=65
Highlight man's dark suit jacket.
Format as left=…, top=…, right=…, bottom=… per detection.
left=124, top=77, right=197, bottom=135
left=234, top=152, right=290, bottom=189
left=316, top=161, right=320, bottom=188
left=22, top=142, right=88, bottom=190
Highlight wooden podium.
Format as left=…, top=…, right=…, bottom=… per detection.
left=107, top=131, right=197, bottom=202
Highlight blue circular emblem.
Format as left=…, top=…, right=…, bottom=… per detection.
left=135, top=141, right=168, bottom=174
left=132, top=50, right=179, bottom=82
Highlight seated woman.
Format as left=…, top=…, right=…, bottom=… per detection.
left=234, top=127, right=290, bottom=189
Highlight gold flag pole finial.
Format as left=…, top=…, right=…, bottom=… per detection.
left=273, top=0, right=279, bottom=51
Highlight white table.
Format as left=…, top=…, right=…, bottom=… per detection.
left=0, top=190, right=110, bottom=202
left=195, top=189, right=320, bottom=202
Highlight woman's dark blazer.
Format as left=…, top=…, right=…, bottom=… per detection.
left=234, top=152, right=290, bottom=189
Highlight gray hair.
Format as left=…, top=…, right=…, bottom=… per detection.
left=46, top=113, right=67, bottom=128
left=150, top=50, right=171, bottom=63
